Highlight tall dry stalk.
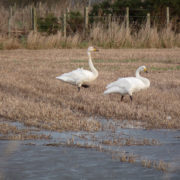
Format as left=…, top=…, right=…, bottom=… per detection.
left=0, top=6, right=9, bottom=33
left=0, top=34, right=21, bottom=49
left=90, top=21, right=179, bottom=48
left=26, top=31, right=82, bottom=49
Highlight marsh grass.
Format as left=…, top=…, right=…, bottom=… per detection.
left=0, top=48, right=180, bottom=133
left=54, top=139, right=168, bottom=172
left=0, top=21, right=179, bottom=49
left=0, top=122, right=51, bottom=140
left=141, top=159, right=170, bottom=172
left=101, top=137, right=159, bottom=146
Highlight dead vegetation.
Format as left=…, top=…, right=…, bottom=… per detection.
left=0, top=23, right=180, bottom=49
left=0, top=48, right=180, bottom=134
left=0, top=122, right=51, bottom=140
left=141, top=159, right=170, bottom=172
left=44, top=138, right=168, bottom=172
left=101, top=137, right=159, bottom=146
left=71, top=132, right=159, bottom=147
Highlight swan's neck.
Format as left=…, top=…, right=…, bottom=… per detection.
left=135, top=69, right=141, bottom=79
left=136, top=70, right=150, bottom=87
left=87, top=51, right=98, bottom=76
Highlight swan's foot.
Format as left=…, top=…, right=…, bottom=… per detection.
left=82, top=84, right=90, bottom=88
left=121, top=96, right=124, bottom=101
left=129, top=96, right=133, bottom=101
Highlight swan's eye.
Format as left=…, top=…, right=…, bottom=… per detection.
left=144, top=67, right=147, bottom=72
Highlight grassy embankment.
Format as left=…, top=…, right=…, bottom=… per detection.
left=0, top=48, right=179, bottom=136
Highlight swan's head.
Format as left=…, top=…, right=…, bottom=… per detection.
left=87, top=46, right=98, bottom=52
left=138, top=66, right=148, bottom=73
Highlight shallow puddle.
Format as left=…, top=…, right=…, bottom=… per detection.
left=0, top=118, right=180, bottom=179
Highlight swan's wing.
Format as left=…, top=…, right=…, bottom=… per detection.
left=106, top=78, right=131, bottom=89
left=104, top=78, right=131, bottom=95
left=124, top=77, right=147, bottom=92
left=117, top=77, right=145, bottom=90
left=107, top=77, right=144, bottom=88
left=56, top=68, right=93, bottom=85
left=105, top=77, right=145, bottom=95
left=117, top=77, right=148, bottom=94
left=104, top=86, right=127, bottom=94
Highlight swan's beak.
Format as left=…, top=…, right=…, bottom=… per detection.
left=93, top=48, right=99, bottom=52
left=144, top=68, right=148, bottom=73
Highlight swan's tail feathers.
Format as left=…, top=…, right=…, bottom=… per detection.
left=56, top=75, right=64, bottom=81
left=106, top=81, right=118, bottom=89
left=104, top=86, right=120, bottom=95
left=106, top=83, right=112, bottom=89
left=56, top=75, right=76, bottom=86
left=104, top=90, right=109, bottom=95
left=56, top=75, right=70, bottom=82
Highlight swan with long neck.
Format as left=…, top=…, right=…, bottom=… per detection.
left=87, top=50, right=98, bottom=77
left=56, top=46, right=99, bottom=91
left=104, top=66, right=150, bottom=101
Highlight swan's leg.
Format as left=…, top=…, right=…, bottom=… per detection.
left=121, top=96, right=124, bottom=101
left=129, top=96, right=133, bottom=101
left=78, top=87, right=80, bottom=91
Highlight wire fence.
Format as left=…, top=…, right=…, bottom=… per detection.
left=0, top=5, right=179, bottom=38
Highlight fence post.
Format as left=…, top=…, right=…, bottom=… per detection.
left=108, top=14, right=112, bottom=25
left=13, top=3, right=16, bottom=15
left=31, top=6, right=37, bottom=32
left=33, top=7, right=37, bottom=32
left=66, top=8, right=70, bottom=19
left=84, top=6, right=89, bottom=38
left=63, top=12, right=67, bottom=38
left=88, top=0, right=91, bottom=7
left=31, top=6, right=33, bottom=29
left=8, top=6, right=13, bottom=37
left=126, top=7, right=129, bottom=31
left=39, top=1, right=42, bottom=9
left=146, top=13, right=150, bottom=29
left=166, top=7, right=170, bottom=26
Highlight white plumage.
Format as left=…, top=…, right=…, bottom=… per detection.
left=104, top=66, right=150, bottom=101
left=56, top=46, right=99, bottom=91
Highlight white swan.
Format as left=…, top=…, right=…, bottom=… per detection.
left=104, top=66, right=150, bottom=101
left=56, top=46, right=99, bottom=91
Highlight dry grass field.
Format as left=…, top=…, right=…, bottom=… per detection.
left=0, top=48, right=180, bottom=135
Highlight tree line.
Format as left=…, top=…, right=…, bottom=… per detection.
left=90, top=0, right=180, bottom=19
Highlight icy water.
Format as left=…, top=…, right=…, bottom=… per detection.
left=0, top=119, right=180, bottom=180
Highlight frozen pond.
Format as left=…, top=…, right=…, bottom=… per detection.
left=0, top=118, right=180, bottom=179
